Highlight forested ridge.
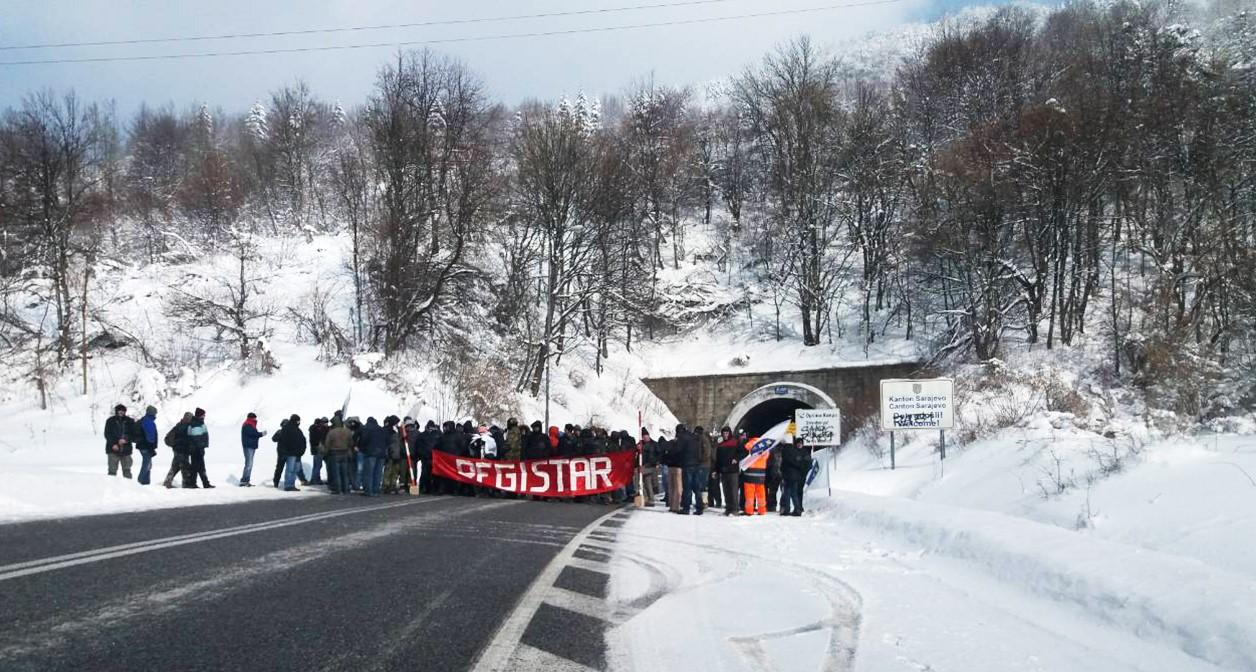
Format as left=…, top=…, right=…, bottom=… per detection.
left=2, top=0, right=1254, bottom=420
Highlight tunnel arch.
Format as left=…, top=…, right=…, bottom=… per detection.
left=724, top=381, right=838, bottom=437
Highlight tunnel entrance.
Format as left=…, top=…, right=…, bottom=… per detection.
left=724, top=382, right=838, bottom=438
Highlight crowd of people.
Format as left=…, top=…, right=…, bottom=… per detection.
left=103, top=404, right=816, bottom=516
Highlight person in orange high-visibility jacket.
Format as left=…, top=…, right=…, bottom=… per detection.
left=742, top=437, right=768, bottom=515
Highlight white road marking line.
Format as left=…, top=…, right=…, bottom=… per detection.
left=471, top=509, right=624, bottom=672
left=0, top=498, right=437, bottom=582
left=543, top=585, right=612, bottom=622
left=509, top=643, right=600, bottom=672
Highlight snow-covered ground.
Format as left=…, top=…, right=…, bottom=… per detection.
left=608, top=434, right=1256, bottom=671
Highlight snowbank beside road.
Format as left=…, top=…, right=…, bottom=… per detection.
left=816, top=490, right=1256, bottom=670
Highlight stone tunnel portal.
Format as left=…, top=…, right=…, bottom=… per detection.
left=724, top=382, right=838, bottom=437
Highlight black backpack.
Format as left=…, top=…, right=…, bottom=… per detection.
left=163, top=424, right=181, bottom=448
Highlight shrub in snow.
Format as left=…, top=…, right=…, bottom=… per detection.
left=122, top=367, right=169, bottom=403
left=728, top=354, right=751, bottom=368
left=568, top=368, right=587, bottom=390
left=350, top=353, right=386, bottom=379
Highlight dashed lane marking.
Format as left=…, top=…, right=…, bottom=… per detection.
left=471, top=507, right=626, bottom=672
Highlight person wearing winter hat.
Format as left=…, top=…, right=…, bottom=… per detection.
left=187, top=408, right=214, bottom=488
left=162, top=411, right=194, bottom=488
left=136, top=405, right=159, bottom=485
left=239, top=412, right=267, bottom=487
left=714, top=426, right=744, bottom=516
left=104, top=404, right=136, bottom=479
left=308, top=417, right=329, bottom=486
left=277, top=413, right=308, bottom=492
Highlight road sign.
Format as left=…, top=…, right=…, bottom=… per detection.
left=795, top=408, right=841, bottom=446
left=880, top=378, right=955, bottom=431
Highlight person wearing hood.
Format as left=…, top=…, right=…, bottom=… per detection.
left=187, top=408, right=214, bottom=488
left=239, top=412, right=267, bottom=487
left=136, top=406, right=159, bottom=485
left=104, top=403, right=136, bottom=479
left=162, top=411, right=194, bottom=488
left=358, top=417, right=388, bottom=497
left=272, top=418, right=308, bottom=488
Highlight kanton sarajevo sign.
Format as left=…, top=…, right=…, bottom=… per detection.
left=432, top=450, right=637, bottom=496
left=880, top=378, right=955, bottom=430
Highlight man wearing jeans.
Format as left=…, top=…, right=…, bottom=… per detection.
left=136, top=406, right=159, bottom=485
left=779, top=435, right=811, bottom=516
left=357, top=417, right=387, bottom=497
left=239, top=412, right=266, bottom=487
left=675, top=424, right=705, bottom=515
left=276, top=414, right=307, bottom=491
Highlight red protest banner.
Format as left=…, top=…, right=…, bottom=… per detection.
left=432, top=450, right=636, bottom=496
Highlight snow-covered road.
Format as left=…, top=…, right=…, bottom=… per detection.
left=606, top=500, right=1242, bottom=672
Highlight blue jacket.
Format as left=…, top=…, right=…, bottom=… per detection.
left=139, top=414, right=158, bottom=449
left=241, top=421, right=264, bottom=450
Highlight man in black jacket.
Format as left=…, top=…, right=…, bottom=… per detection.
left=779, top=435, right=812, bottom=516
left=416, top=420, right=439, bottom=494
left=276, top=414, right=308, bottom=492
left=435, top=421, right=463, bottom=495
left=104, top=404, right=136, bottom=478
left=714, top=426, right=744, bottom=516
left=308, top=418, right=329, bottom=485
left=678, top=425, right=704, bottom=515
left=522, top=421, right=550, bottom=460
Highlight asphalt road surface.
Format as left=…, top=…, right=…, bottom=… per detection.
left=0, top=495, right=626, bottom=672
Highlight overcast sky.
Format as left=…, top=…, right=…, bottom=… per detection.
left=0, top=0, right=1008, bottom=117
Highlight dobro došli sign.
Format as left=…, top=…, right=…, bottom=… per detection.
left=879, top=378, right=955, bottom=431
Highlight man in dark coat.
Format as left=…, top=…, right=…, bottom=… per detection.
left=677, top=424, right=705, bottom=515
left=779, top=435, right=812, bottom=516
left=273, top=418, right=309, bottom=488
left=522, top=421, right=549, bottom=460
left=358, top=417, right=388, bottom=497
left=162, top=411, right=194, bottom=488
left=276, top=414, right=307, bottom=491
left=186, top=408, right=214, bottom=488
left=416, top=420, right=439, bottom=494
left=104, top=403, right=136, bottom=478
left=714, top=426, right=744, bottom=515
left=765, top=442, right=783, bottom=513
left=308, top=417, right=330, bottom=485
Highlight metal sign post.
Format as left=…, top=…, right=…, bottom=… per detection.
left=890, top=432, right=896, bottom=470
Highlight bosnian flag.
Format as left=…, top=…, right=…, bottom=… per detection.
left=738, top=420, right=792, bottom=471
